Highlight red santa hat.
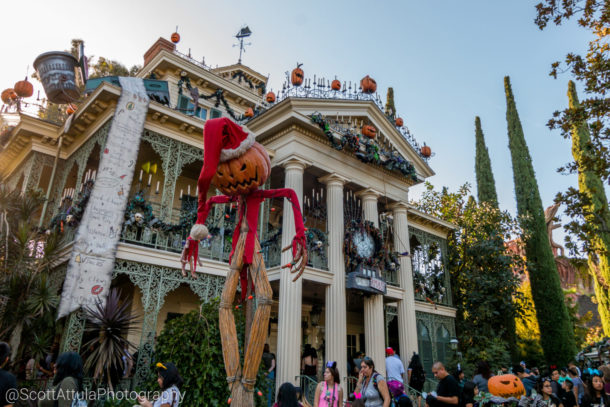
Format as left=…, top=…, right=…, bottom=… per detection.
left=196, top=117, right=255, bottom=224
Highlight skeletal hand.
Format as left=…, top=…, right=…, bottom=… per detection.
left=281, top=236, right=308, bottom=281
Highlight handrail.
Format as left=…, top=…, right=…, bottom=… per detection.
left=295, top=375, right=319, bottom=406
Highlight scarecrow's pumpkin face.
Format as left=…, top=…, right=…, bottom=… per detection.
left=488, top=374, right=525, bottom=398
left=212, top=142, right=270, bottom=196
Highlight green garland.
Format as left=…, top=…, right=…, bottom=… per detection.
left=310, top=113, right=418, bottom=180
left=230, top=71, right=267, bottom=95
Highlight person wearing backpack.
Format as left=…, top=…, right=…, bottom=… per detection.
left=387, top=380, right=413, bottom=407
left=355, top=358, right=390, bottom=407
left=37, top=352, right=84, bottom=407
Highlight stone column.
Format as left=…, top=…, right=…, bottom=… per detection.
left=320, top=173, right=348, bottom=381
left=277, top=157, right=308, bottom=386
left=357, top=189, right=386, bottom=375
left=390, top=203, right=419, bottom=368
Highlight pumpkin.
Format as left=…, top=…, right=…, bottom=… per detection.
left=395, top=117, right=404, bottom=127
left=212, top=142, right=271, bottom=196
left=420, top=144, right=431, bottom=158
left=1, top=88, right=18, bottom=104
left=362, top=124, right=377, bottom=139
left=265, top=92, right=276, bottom=103
left=360, top=75, right=377, bottom=94
left=66, top=104, right=77, bottom=115
left=171, top=32, right=180, bottom=43
left=488, top=374, right=525, bottom=398
left=291, top=63, right=304, bottom=86
left=331, top=79, right=341, bottom=91
left=244, top=108, right=254, bottom=118
left=14, top=77, right=33, bottom=98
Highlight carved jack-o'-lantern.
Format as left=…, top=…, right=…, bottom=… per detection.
left=362, top=124, right=377, bottom=139
left=14, top=77, right=34, bottom=98
left=265, top=92, right=276, bottom=103
left=244, top=108, right=254, bottom=118
left=171, top=32, right=180, bottom=43
left=420, top=144, right=431, bottom=158
left=395, top=117, right=404, bottom=127
left=331, top=79, right=341, bottom=91
left=1, top=88, right=18, bottom=104
left=291, top=63, right=304, bottom=86
left=212, top=142, right=271, bottom=196
left=488, top=374, right=525, bottom=398
left=360, top=75, right=377, bottom=94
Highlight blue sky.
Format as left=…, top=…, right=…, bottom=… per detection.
left=1, top=0, right=594, bottom=248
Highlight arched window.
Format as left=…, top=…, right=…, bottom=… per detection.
left=435, top=324, right=451, bottom=364
left=417, top=320, right=433, bottom=376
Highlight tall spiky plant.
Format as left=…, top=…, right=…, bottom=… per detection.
left=566, top=81, right=610, bottom=335
left=474, top=117, right=499, bottom=207
left=504, top=76, right=576, bottom=365
left=82, top=289, right=140, bottom=390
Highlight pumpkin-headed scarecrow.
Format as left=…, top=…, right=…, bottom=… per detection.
left=184, top=117, right=307, bottom=406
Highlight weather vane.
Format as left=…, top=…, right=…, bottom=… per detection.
left=233, top=26, right=252, bottom=64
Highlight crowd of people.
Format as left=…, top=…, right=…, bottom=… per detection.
left=2, top=338, right=610, bottom=407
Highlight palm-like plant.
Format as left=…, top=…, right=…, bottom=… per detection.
left=82, top=289, right=140, bottom=390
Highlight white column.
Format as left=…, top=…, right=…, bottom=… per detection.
left=277, top=157, right=307, bottom=386
left=357, top=188, right=386, bottom=376
left=320, top=173, right=348, bottom=381
left=391, top=203, right=419, bottom=368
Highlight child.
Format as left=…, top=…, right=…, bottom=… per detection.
left=562, top=379, right=576, bottom=407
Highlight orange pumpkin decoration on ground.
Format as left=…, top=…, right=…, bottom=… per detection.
left=420, top=144, right=431, bottom=158
left=171, top=32, right=180, bottom=43
left=488, top=374, right=525, bottom=398
left=362, top=124, right=377, bottom=139
left=14, top=77, right=33, bottom=98
left=395, top=117, right=404, bottom=127
left=331, top=79, right=341, bottom=91
left=66, top=104, right=77, bottom=115
left=1, top=88, right=18, bottom=104
left=244, top=108, right=254, bottom=118
left=291, top=63, right=304, bottom=86
left=265, top=92, right=276, bottom=103
left=360, top=75, right=377, bottom=94
left=212, top=142, right=271, bottom=195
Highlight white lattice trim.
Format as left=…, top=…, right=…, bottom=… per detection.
left=219, top=130, right=255, bottom=162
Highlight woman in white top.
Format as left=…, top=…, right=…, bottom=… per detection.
left=137, top=362, right=183, bottom=407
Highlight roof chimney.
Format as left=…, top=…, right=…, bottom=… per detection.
left=143, top=37, right=176, bottom=67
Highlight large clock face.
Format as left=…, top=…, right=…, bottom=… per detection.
left=352, top=231, right=375, bottom=258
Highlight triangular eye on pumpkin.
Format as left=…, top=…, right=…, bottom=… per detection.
left=212, top=142, right=271, bottom=196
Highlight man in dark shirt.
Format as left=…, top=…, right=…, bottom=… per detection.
left=426, top=362, right=459, bottom=407
left=0, top=342, right=17, bottom=407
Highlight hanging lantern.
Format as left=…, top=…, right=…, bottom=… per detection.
left=360, top=75, right=377, bottom=94
left=14, top=77, right=34, bottom=98
left=1, top=89, right=17, bottom=104
left=291, top=63, right=304, bottom=86
left=244, top=107, right=254, bottom=118
left=395, top=117, right=404, bottom=127
left=420, top=144, right=431, bottom=158
left=265, top=91, right=276, bottom=103
left=331, top=79, right=341, bottom=91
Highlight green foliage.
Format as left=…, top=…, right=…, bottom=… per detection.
left=515, top=280, right=546, bottom=368
left=0, top=183, right=65, bottom=362
left=82, top=289, right=140, bottom=389
left=474, top=117, right=499, bottom=208
left=504, top=76, right=577, bottom=365
left=561, top=81, right=610, bottom=336
left=151, top=301, right=267, bottom=406
left=414, top=182, right=521, bottom=369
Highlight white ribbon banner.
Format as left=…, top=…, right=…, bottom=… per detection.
left=58, top=77, right=150, bottom=319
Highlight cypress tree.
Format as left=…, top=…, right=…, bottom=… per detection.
left=504, top=76, right=576, bottom=365
left=474, top=117, right=499, bottom=207
left=568, top=81, right=610, bottom=335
